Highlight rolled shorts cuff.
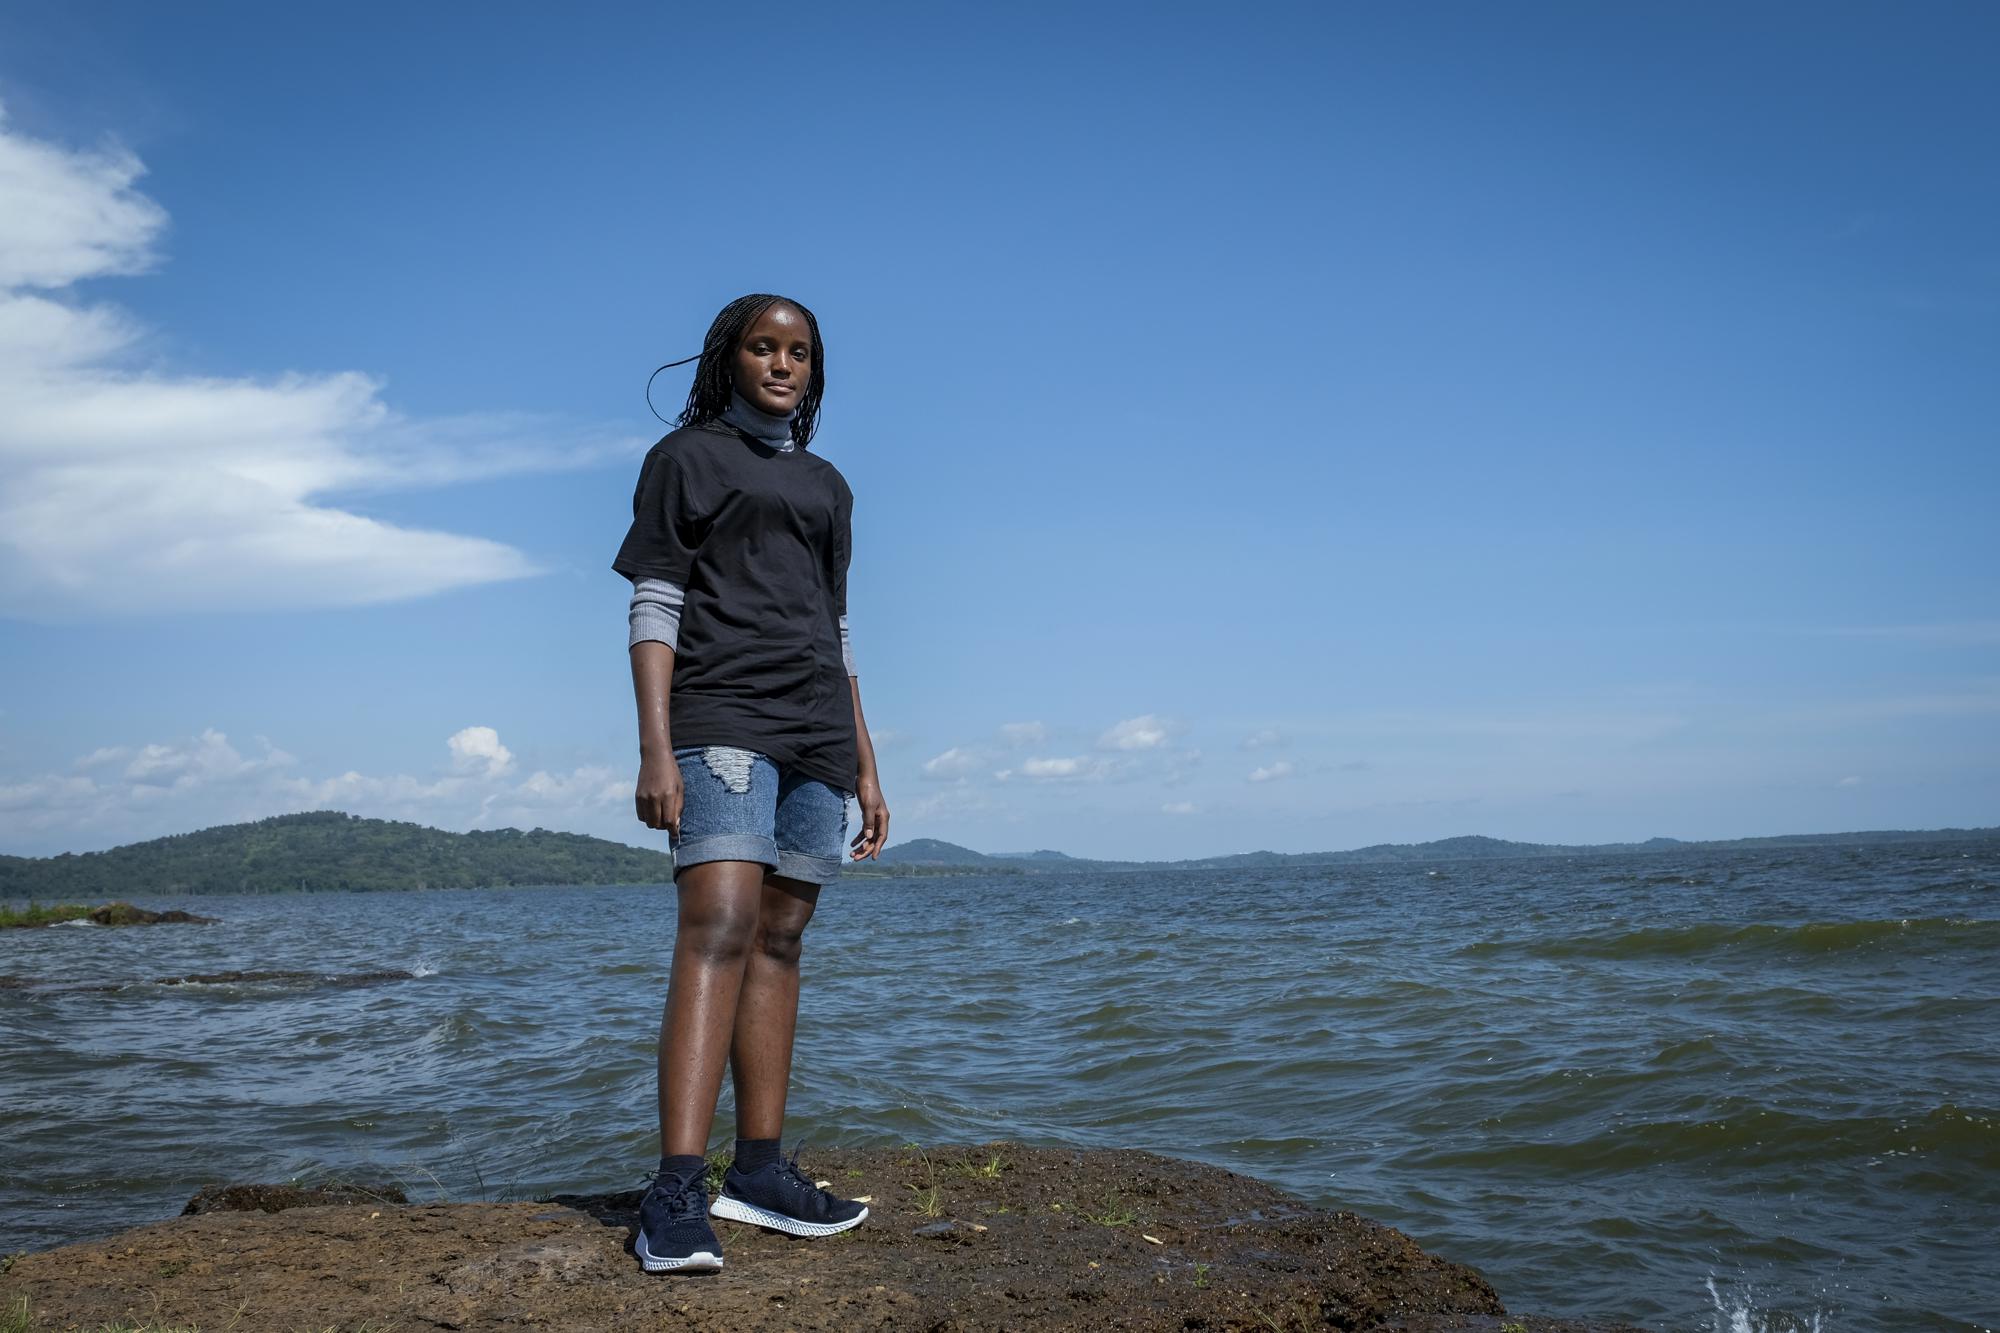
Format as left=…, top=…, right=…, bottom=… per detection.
left=673, top=832, right=778, bottom=875
left=775, top=849, right=842, bottom=886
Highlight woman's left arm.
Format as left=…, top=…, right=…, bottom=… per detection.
left=848, top=677, right=890, bottom=860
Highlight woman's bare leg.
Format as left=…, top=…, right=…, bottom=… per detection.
left=729, top=875, right=821, bottom=1141
left=657, top=860, right=767, bottom=1158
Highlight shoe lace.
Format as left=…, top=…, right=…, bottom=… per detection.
left=774, top=1145, right=829, bottom=1200
left=641, top=1167, right=708, bottom=1221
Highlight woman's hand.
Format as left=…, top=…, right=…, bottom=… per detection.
left=636, top=751, right=684, bottom=836
left=850, top=774, right=890, bottom=860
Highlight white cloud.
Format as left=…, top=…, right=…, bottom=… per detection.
left=74, top=744, right=133, bottom=771
left=1098, top=714, right=1170, bottom=751
left=122, top=727, right=295, bottom=786
left=0, top=109, right=164, bottom=289
left=1006, top=754, right=1115, bottom=783
left=0, top=725, right=625, bottom=854
left=1242, top=727, right=1283, bottom=749
left=1248, top=760, right=1294, bottom=783
left=998, top=721, right=1047, bottom=746
left=1161, top=800, right=1198, bottom=815
left=1838, top=775, right=1863, bottom=787
left=922, top=746, right=980, bottom=780
left=448, top=725, right=515, bottom=778
left=477, top=764, right=625, bottom=829
left=0, top=101, right=635, bottom=619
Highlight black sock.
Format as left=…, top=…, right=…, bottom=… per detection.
left=733, top=1137, right=780, bottom=1173
left=657, top=1153, right=706, bottom=1187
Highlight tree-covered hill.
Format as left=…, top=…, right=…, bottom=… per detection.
left=4, top=813, right=1993, bottom=897
left=0, top=811, right=675, bottom=897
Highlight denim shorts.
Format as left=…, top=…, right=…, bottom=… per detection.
left=668, top=745, right=851, bottom=886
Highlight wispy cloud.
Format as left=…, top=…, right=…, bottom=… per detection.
left=996, top=754, right=1116, bottom=783
left=921, top=746, right=981, bottom=780
left=0, top=101, right=635, bottom=619
left=1816, top=622, right=2000, bottom=646
left=1275, top=707, right=1692, bottom=746
left=1765, top=685, right=2000, bottom=727
left=1248, top=760, right=1294, bottom=783
left=1098, top=714, right=1172, bottom=751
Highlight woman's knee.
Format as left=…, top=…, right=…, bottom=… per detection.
left=752, top=918, right=808, bottom=967
left=751, top=875, right=818, bottom=964
left=678, top=908, right=757, bottom=965
left=674, top=875, right=764, bottom=965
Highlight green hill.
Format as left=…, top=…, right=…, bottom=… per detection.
left=0, top=810, right=675, bottom=897
left=4, top=813, right=1993, bottom=897
left=858, top=837, right=1021, bottom=876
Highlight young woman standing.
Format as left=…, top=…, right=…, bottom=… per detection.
left=613, top=293, right=890, bottom=1274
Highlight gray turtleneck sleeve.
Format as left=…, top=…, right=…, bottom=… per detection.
left=630, top=576, right=855, bottom=676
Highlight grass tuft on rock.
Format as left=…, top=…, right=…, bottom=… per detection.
left=955, top=1152, right=1010, bottom=1179
left=1082, top=1192, right=1139, bottom=1227
left=0, top=902, right=93, bottom=929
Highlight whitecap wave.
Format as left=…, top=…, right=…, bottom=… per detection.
left=1706, top=1276, right=1827, bottom=1333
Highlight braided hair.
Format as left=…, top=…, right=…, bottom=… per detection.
left=678, top=293, right=825, bottom=448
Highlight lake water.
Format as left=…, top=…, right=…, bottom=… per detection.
left=4, top=840, right=1996, bottom=1331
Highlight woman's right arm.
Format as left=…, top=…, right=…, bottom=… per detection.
left=631, top=640, right=682, bottom=835
left=614, top=446, right=702, bottom=838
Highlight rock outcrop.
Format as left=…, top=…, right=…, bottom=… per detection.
left=3, top=1144, right=1639, bottom=1332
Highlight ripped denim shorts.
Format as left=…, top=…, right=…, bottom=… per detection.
left=668, top=745, right=852, bottom=886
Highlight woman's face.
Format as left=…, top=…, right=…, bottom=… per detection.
left=733, top=303, right=813, bottom=416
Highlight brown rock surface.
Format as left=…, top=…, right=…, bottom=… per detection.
left=181, top=1182, right=410, bottom=1216
left=2, top=1144, right=1639, bottom=1332
left=86, top=902, right=219, bottom=926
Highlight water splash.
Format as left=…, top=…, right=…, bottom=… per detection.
left=1706, top=1276, right=1827, bottom=1333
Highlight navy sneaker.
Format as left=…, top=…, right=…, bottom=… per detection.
left=710, top=1148, right=869, bottom=1237
left=634, top=1167, right=722, bottom=1273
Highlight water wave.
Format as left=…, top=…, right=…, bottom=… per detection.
left=1417, top=1102, right=1999, bottom=1173
left=1461, top=916, right=1999, bottom=960
left=1, top=969, right=418, bottom=994
left=1706, top=1276, right=1827, bottom=1333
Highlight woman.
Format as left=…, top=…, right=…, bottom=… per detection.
left=612, top=293, right=890, bottom=1274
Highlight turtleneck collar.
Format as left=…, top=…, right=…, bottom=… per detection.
left=721, top=389, right=797, bottom=452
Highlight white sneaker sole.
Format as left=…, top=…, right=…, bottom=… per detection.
left=710, top=1195, right=869, bottom=1237
left=634, top=1228, right=723, bottom=1273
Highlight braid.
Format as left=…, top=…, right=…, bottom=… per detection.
left=677, top=293, right=825, bottom=448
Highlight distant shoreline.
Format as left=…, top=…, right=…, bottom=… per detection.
left=1, top=810, right=1993, bottom=899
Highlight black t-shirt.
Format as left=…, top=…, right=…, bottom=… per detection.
left=612, top=420, right=858, bottom=793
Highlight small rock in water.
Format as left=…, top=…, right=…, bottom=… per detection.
left=88, top=902, right=220, bottom=927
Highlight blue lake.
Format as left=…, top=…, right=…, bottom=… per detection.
left=4, top=839, right=1996, bottom=1331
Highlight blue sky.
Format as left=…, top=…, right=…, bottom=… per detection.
left=1, top=1, right=1994, bottom=860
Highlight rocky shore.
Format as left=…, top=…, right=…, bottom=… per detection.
left=0, top=901, right=218, bottom=929
left=3, top=1144, right=1639, bottom=1332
